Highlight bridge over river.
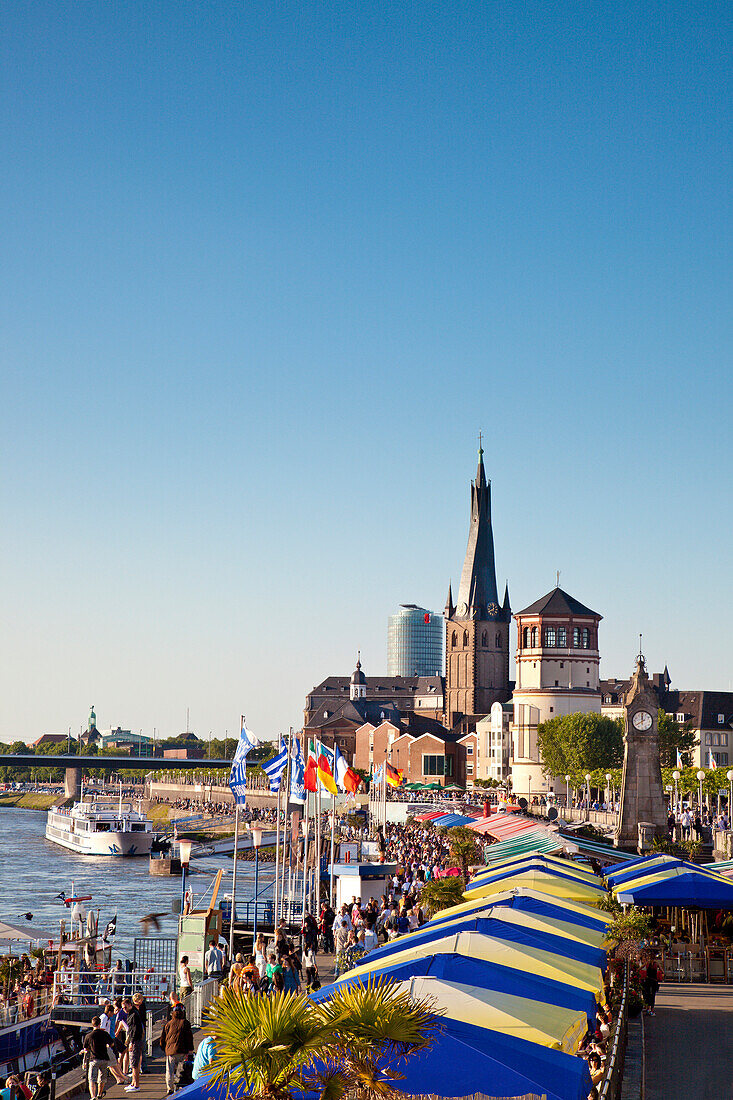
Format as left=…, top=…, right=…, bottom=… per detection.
left=4, top=753, right=233, bottom=801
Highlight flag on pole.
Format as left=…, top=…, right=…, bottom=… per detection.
left=385, top=762, right=404, bottom=788
left=316, top=741, right=338, bottom=795
left=708, top=749, right=717, bottom=770
left=290, top=738, right=306, bottom=805
left=102, top=915, right=117, bottom=942
left=373, top=764, right=383, bottom=786
left=676, top=749, right=683, bottom=768
left=304, top=739, right=319, bottom=792
left=334, top=744, right=361, bottom=794
left=229, top=717, right=257, bottom=805
left=263, top=740, right=289, bottom=793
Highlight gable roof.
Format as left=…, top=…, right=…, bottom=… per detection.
left=516, top=587, right=601, bottom=619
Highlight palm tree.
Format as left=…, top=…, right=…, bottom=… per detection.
left=447, top=826, right=482, bottom=881
left=205, top=977, right=440, bottom=1100
left=418, top=876, right=465, bottom=918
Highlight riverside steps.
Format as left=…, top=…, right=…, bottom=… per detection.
left=644, top=982, right=733, bottom=1099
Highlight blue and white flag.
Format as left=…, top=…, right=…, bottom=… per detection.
left=289, top=737, right=306, bottom=805
left=263, top=740, right=288, bottom=793
left=373, top=763, right=383, bottom=786
left=229, top=717, right=257, bottom=805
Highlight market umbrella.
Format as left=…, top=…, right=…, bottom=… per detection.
left=605, top=854, right=682, bottom=886
left=326, top=948, right=599, bottom=1026
left=469, top=858, right=602, bottom=889
left=400, top=975, right=588, bottom=1053
left=417, top=904, right=609, bottom=950
left=338, top=929, right=605, bottom=1000
left=471, top=852, right=601, bottom=883
left=464, top=870, right=605, bottom=904
left=616, top=867, right=733, bottom=908
left=433, top=887, right=612, bottom=928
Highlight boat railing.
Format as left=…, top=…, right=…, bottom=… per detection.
left=52, top=967, right=176, bottom=1005
left=0, top=983, right=56, bottom=1026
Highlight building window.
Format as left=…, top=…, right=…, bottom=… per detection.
left=422, top=754, right=445, bottom=776
left=557, top=627, right=567, bottom=647
left=523, top=627, right=530, bottom=648
left=466, top=744, right=473, bottom=755
left=719, top=714, right=725, bottom=724
left=466, top=763, right=473, bottom=775
left=573, top=627, right=580, bottom=647
left=463, top=630, right=469, bottom=647
left=451, top=631, right=457, bottom=647
left=605, top=696, right=612, bottom=704
left=545, top=627, right=556, bottom=647
left=713, top=752, right=729, bottom=766
left=482, top=631, right=487, bottom=647
left=495, top=633, right=501, bottom=647
left=582, top=628, right=590, bottom=649
left=531, top=626, right=538, bottom=647
left=554, top=680, right=559, bottom=687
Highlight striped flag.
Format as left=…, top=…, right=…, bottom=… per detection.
left=334, top=744, right=361, bottom=794
left=304, top=739, right=319, bottom=792
left=289, top=738, right=306, bottom=805
left=263, top=740, right=288, bottom=792
left=229, top=717, right=257, bottom=805
left=316, top=740, right=338, bottom=795
left=708, top=749, right=717, bottom=771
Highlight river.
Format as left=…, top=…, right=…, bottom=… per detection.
left=0, top=808, right=275, bottom=958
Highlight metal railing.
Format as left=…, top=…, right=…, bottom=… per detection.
left=186, top=977, right=220, bottom=1027
left=52, top=967, right=176, bottom=1005
left=0, top=984, right=55, bottom=1025
left=598, top=963, right=628, bottom=1100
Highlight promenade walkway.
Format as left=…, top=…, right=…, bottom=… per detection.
left=644, top=982, right=733, bottom=1099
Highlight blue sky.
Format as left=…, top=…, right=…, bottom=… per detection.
left=1, top=1, right=731, bottom=744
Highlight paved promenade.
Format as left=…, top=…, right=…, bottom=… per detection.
left=644, top=983, right=733, bottom=1099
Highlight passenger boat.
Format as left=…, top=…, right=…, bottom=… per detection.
left=45, top=797, right=153, bottom=856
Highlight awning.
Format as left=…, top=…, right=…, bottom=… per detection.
left=431, top=886, right=612, bottom=933
left=616, top=866, right=733, bottom=908
left=464, top=870, right=605, bottom=905
left=0, top=920, right=51, bottom=943
left=470, top=857, right=601, bottom=888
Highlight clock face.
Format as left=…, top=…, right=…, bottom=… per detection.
left=457, top=602, right=468, bottom=617
left=632, top=710, right=653, bottom=731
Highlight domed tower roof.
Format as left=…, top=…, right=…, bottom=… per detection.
left=351, top=654, right=366, bottom=685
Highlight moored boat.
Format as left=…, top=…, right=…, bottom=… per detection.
left=46, top=797, right=153, bottom=856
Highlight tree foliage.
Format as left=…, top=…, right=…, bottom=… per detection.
left=447, top=826, right=483, bottom=880
left=537, top=713, right=623, bottom=777
left=418, top=876, right=465, bottom=918
left=657, top=711, right=697, bottom=768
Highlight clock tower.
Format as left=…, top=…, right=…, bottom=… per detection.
left=615, top=653, right=668, bottom=848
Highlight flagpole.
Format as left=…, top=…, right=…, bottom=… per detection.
left=229, top=803, right=239, bottom=961
left=300, top=787, right=309, bottom=928
left=329, top=747, right=336, bottom=908
left=282, top=729, right=293, bottom=925
left=273, top=769, right=282, bottom=932
left=278, top=727, right=293, bottom=926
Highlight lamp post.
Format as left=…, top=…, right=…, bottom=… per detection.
left=727, top=770, right=733, bottom=819
left=179, top=838, right=192, bottom=914
left=565, top=775, right=571, bottom=813
left=672, top=770, right=680, bottom=816
left=696, top=769, right=706, bottom=815
left=251, top=825, right=263, bottom=949
left=605, top=773, right=612, bottom=811
left=585, top=773, right=591, bottom=807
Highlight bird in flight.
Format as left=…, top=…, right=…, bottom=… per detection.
left=139, top=913, right=167, bottom=934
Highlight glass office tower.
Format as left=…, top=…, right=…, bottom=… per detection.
left=387, top=605, right=444, bottom=676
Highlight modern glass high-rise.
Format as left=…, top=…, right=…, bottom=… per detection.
left=387, top=605, right=444, bottom=677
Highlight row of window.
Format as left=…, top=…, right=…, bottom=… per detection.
left=521, top=626, right=592, bottom=649
left=450, top=630, right=503, bottom=648
left=705, top=732, right=729, bottom=746
left=422, top=754, right=455, bottom=777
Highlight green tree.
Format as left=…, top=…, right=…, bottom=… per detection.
left=447, top=826, right=482, bottom=880
left=537, top=713, right=623, bottom=777
left=206, top=980, right=439, bottom=1100
left=418, top=877, right=465, bottom=918
left=657, top=710, right=697, bottom=768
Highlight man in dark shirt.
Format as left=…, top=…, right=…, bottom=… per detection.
left=122, top=998, right=144, bottom=1092
left=83, top=1016, right=128, bottom=1098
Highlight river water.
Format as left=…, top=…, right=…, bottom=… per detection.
left=0, top=808, right=274, bottom=959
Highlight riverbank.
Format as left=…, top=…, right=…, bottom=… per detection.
left=0, top=791, right=55, bottom=810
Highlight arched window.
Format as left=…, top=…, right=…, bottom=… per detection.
left=451, top=631, right=457, bottom=647
left=531, top=626, right=538, bottom=647
left=463, top=630, right=469, bottom=647
left=582, top=628, right=590, bottom=649
left=496, top=632, right=501, bottom=648
left=481, top=631, right=487, bottom=647
left=522, top=626, right=530, bottom=648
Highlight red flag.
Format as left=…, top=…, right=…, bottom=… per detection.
left=424, top=612, right=430, bottom=623
left=303, top=739, right=318, bottom=792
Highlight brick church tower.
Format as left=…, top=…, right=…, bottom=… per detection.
left=444, top=446, right=511, bottom=728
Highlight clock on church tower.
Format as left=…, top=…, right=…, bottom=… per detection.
left=615, top=653, right=668, bottom=849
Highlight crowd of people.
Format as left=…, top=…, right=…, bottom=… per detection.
left=0, top=955, right=55, bottom=1025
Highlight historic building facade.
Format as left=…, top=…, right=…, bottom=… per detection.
left=510, top=587, right=602, bottom=796
left=444, top=447, right=511, bottom=728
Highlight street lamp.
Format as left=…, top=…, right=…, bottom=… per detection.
left=585, top=773, right=591, bottom=807
left=564, top=775, right=571, bottom=813
left=696, top=769, right=706, bottom=814
left=672, top=770, right=681, bottom=815
left=727, top=770, right=733, bottom=820
left=251, top=825, right=263, bottom=949
left=179, top=838, right=192, bottom=914
left=605, top=773, right=612, bottom=810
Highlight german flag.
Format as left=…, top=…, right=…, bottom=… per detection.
left=385, top=762, right=404, bottom=788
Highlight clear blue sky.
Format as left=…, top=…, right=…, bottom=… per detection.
left=1, top=1, right=731, bottom=744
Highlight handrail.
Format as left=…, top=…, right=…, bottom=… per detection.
left=598, top=961, right=629, bottom=1100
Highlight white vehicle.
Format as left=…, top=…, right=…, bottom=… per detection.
left=46, top=796, right=153, bottom=856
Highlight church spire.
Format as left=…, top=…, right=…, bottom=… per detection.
left=444, top=581, right=454, bottom=619
left=454, top=446, right=500, bottom=620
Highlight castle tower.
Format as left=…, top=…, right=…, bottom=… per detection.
left=444, top=446, right=511, bottom=727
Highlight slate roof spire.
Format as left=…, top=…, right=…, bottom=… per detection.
left=454, top=444, right=501, bottom=621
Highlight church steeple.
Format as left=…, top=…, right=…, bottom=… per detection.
left=444, top=582, right=454, bottom=619
left=454, top=443, right=500, bottom=620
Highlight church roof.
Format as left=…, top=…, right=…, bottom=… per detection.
left=516, top=587, right=601, bottom=619
left=453, top=450, right=507, bottom=621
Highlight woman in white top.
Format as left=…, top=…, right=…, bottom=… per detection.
left=254, top=933, right=267, bottom=978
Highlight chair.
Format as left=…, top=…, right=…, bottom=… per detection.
left=688, top=954, right=707, bottom=982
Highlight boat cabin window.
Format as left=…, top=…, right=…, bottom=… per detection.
left=95, top=823, right=111, bottom=832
